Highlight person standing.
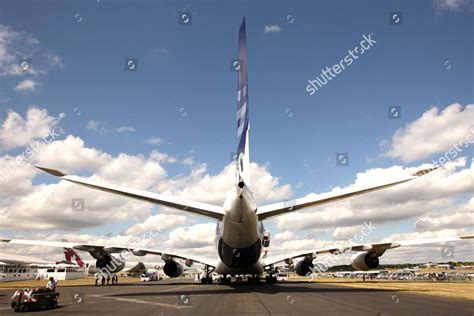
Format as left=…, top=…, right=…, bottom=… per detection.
left=101, top=274, right=105, bottom=285
left=94, top=273, right=99, bottom=286
left=106, top=274, right=110, bottom=285
left=47, top=277, right=57, bottom=291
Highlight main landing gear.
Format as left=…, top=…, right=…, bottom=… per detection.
left=200, top=265, right=214, bottom=284
left=219, top=275, right=231, bottom=285
left=264, top=265, right=278, bottom=284
left=265, top=275, right=277, bottom=284
left=247, top=275, right=261, bottom=285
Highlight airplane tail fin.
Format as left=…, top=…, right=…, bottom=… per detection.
left=62, top=239, right=85, bottom=267
left=236, top=17, right=250, bottom=187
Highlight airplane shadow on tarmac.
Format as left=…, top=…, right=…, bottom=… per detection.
left=109, top=283, right=389, bottom=298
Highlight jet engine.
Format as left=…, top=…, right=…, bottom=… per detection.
left=96, top=255, right=126, bottom=273
left=351, top=252, right=380, bottom=271
left=295, top=257, right=314, bottom=276
left=163, top=259, right=184, bottom=278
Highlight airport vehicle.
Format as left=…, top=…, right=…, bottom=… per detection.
left=2, top=18, right=473, bottom=285
left=140, top=273, right=160, bottom=282
left=276, top=273, right=289, bottom=281
left=10, top=287, right=59, bottom=312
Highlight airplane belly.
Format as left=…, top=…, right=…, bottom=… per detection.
left=215, top=260, right=264, bottom=275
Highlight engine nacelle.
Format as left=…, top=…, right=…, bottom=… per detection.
left=163, top=259, right=184, bottom=278
left=295, top=257, right=314, bottom=276
left=96, top=255, right=126, bottom=274
left=351, top=252, right=380, bottom=271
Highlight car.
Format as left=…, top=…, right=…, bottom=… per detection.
left=10, top=287, right=59, bottom=312
left=276, top=273, right=288, bottom=281
left=140, top=274, right=160, bottom=282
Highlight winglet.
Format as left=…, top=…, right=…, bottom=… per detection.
left=411, top=167, right=439, bottom=177
left=36, top=166, right=67, bottom=177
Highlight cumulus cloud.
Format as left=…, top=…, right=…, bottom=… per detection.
left=332, top=225, right=366, bottom=240
left=383, top=103, right=474, bottom=162
left=124, top=214, right=189, bottom=236
left=264, top=25, right=282, bottom=34
left=272, top=158, right=474, bottom=231
left=15, top=79, right=41, bottom=92
left=35, top=135, right=111, bottom=173
left=0, top=107, right=64, bottom=151
left=415, top=198, right=474, bottom=231
left=154, top=162, right=291, bottom=205
left=274, top=231, right=295, bottom=241
left=166, top=223, right=216, bottom=249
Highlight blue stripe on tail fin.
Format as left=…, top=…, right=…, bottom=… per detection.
left=236, top=18, right=250, bottom=186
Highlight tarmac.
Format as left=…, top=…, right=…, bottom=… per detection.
left=0, top=279, right=472, bottom=315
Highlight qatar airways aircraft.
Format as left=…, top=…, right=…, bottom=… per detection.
left=2, top=18, right=472, bottom=285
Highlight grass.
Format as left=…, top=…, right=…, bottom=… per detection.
left=0, top=277, right=141, bottom=290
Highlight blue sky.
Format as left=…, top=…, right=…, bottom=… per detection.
left=0, top=0, right=473, bottom=262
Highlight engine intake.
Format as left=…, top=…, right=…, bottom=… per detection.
left=295, top=257, right=314, bottom=276
left=163, top=259, right=184, bottom=278
left=96, top=255, right=126, bottom=274
left=351, top=252, right=380, bottom=271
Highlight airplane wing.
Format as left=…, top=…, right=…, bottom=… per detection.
left=257, top=167, right=438, bottom=220
left=36, top=166, right=225, bottom=220
left=261, top=235, right=474, bottom=268
left=0, top=253, right=50, bottom=265
left=0, top=238, right=218, bottom=268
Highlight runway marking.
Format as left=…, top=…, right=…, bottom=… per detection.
left=90, top=285, right=193, bottom=310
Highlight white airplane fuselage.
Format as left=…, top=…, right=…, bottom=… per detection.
left=214, top=186, right=265, bottom=275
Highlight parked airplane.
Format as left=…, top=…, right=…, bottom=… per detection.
left=61, top=241, right=162, bottom=275
left=2, top=18, right=472, bottom=285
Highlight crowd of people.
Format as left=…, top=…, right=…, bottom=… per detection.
left=94, top=273, right=119, bottom=285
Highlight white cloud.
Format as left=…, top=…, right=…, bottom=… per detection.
left=272, top=158, right=474, bottom=231
left=181, top=156, right=194, bottom=166
left=146, top=137, right=164, bottom=145
left=433, top=0, right=474, bottom=13
left=154, top=162, right=291, bottom=205
left=332, top=225, right=365, bottom=240
left=0, top=107, right=64, bottom=151
left=415, top=198, right=474, bottom=231
left=86, top=120, right=135, bottom=135
left=44, top=51, right=64, bottom=68
left=35, top=135, right=111, bottom=173
left=274, top=231, right=295, bottom=241
left=383, top=103, right=474, bottom=162
left=0, top=24, right=63, bottom=77
left=14, top=79, right=41, bottom=92
left=116, top=126, right=135, bottom=133
left=264, top=25, right=282, bottom=35
left=124, top=214, right=189, bottom=236
left=166, top=223, right=216, bottom=249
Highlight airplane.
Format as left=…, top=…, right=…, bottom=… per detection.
left=1, top=18, right=473, bottom=285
